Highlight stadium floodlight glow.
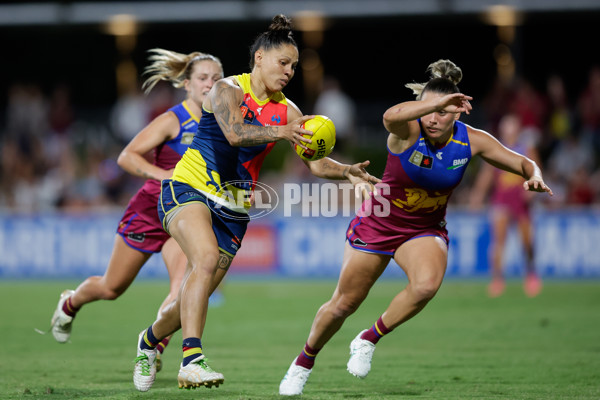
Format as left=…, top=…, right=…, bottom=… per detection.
left=104, top=13, right=138, bottom=36
left=482, top=5, right=523, bottom=27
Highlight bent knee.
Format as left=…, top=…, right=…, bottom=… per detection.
left=189, top=250, right=221, bottom=274
left=101, top=287, right=125, bottom=300
left=410, top=278, right=442, bottom=303
left=330, top=295, right=364, bottom=319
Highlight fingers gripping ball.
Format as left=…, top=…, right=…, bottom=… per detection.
left=295, top=115, right=336, bottom=161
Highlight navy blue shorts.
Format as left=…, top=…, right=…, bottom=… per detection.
left=158, top=179, right=249, bottom=257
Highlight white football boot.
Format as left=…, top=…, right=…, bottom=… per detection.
left=133, top=331, right=157, bottom=392
left=279, top=357, right=312, bottom=396
left=178, top=355, right=224, bottom=389
left=347, top=329, right=376, bottom=378
left=50, top=289, right=75, bottom=343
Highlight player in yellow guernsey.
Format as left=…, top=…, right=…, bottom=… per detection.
left=43, top=49, right=223, bottom=386
left=170, top=72, right=288, bottom=215
left=132, top=14, right=380, bottom=392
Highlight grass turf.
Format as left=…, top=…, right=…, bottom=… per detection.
left=1, top=279, right=599, bottom=399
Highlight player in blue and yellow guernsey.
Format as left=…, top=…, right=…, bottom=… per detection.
left=279, top=59, right=554, bottom=396
left=132, top=14, right=380, bottom=392
left=46, top=50, right=223, bottom=386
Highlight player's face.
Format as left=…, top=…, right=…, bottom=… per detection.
left=257, top=43, right=298, bottom=93
left=186, top=60, right=223, bottom=106
left=420, top=91, right=459, bottom=142
left=498, top=114, right=521, bottom=145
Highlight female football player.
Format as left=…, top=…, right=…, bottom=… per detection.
left=279, top=59, right=553, bottom=395
left=132, top=14, right=380, bottom=392
left=50, top=49, right=223, bottom=371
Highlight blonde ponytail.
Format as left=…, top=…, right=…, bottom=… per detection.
left=142, top=48, right=223, bottom=94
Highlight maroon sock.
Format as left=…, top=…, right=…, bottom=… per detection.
left=294, top=343, right=321, bottom=370
left=156, top=337, right=170, bottom=354
left=361, top=316, right=392, bottom=345
left=62, top=297, right=80, bottom=318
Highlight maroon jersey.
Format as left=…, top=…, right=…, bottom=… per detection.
left=490, top=143, right=530, bottom=219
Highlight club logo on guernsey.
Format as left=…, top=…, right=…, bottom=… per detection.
left=447, top=158, right=469, bottom=170
left=392, top=188, right=448, bottom=213
left=241, top=106, right=255, bottom=122
left=181, top=132, right=195, bottom=145
left=409, top=150, right=433, bottom=169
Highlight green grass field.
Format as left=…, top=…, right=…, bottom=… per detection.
left=1, top=279, right=599, bottom=399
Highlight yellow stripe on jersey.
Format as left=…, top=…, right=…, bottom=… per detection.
left=173, top=148, right=212, bottom=188
left=235, top=73, right=285, bottom=106
left=444, top=131, right=468, bottom=146
left=449, top=137, right=469, bottom=146
left=181, top=100, right=200, bottom=123
left=172, top=148, right=249, bottom=213
left=425, top=133, right=469, bottom=147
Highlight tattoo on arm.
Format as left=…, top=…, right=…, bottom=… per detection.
left=217, top=252, right=232, bottom=271
left=231, top=124, right=279, bottom=146
left=136, top=168, right=155, bottom=181
left=212, top=81, right=280, bottom=146
left=309, top=158, right=347, bottom=180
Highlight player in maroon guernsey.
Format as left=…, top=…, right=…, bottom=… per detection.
left=280, top=59, right=553, bottom=396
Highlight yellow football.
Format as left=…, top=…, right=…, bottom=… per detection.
left=294, top=115, right=336, bottom=161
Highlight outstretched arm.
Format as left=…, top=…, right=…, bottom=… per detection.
left=302, top=158, right=381, bottom=198
left=469, top=127, right=553, bottom=195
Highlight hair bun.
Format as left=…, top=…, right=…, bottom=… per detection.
left=428, top=59, right=462, bottom=85
left=269, top=14, right=293, bottom=32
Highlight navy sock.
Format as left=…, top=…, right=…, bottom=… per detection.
left=139, top=325, right=159, bottom=350
left=182, top=337, right=203, bottom=367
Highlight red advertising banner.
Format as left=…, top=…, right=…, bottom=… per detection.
left=230, top=224, right=277, bottom=273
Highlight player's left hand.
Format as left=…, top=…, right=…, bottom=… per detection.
left=346, top=160, right=381, bottom=199
left=523, top=177, right=553, bottom=196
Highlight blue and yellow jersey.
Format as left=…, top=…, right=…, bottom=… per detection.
left=172, top=73, right=288, bottom=212
left=136, top=100, right=198, bottom=198
left=158, top=100, right=198, bottom=168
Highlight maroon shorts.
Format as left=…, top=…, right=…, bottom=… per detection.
left=116, top=189, right=170, bottom=253
left=346, top=215, right=449, bottom=256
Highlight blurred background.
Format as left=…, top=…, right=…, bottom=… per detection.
left=0, top=0, right=599, bottom=280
